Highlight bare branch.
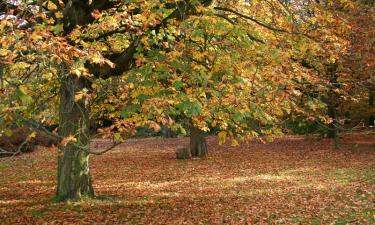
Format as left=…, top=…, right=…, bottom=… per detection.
left=89, top=141, right=121, bottom=155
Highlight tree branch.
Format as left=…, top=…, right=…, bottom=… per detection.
left=89, top=140, right=121, bottom=155
left=87, top=0, right=215, bottom=79
left=214, top=6, right=288, bottom=33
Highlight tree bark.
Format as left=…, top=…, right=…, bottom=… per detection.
left=162, top=126, right=177, bottom=138
left=369, top=88, right=374, bottom=127
left=326, top=64, right=339, bottom=139
left=327, top=100, right=338, bottom=139
left=190, top=125, right=208, bottom=158
left=56, top=75, right=94, bottom=201
left=176, top=145, right=192, bottom=160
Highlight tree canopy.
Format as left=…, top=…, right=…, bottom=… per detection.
left=0, top=0, right=373, bottom=200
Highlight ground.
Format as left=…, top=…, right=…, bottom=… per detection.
left=0, top=133, right=374, bottom=224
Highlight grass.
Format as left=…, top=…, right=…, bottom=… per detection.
left=0, top=134, right=374, bottom=224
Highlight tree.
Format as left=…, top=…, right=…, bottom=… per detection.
left=345, top=1, right=375, bottom=127
left=55, top=0, right=218, bottom=201
left=1, top=0, right=218, bottom=201
left=0, top=0, right=361, bottom=201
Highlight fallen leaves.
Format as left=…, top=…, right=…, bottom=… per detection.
left=0, top=133, right=374, bottom=224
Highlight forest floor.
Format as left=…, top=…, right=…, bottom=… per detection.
left=0, top=133, right=374, bottom=224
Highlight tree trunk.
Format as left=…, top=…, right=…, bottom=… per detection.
left=56, top=75, right=94, bottom=201
left=176, top=145, right=192, bottom=160
left=190, top=125, right=208, bottom=158
left=327, top=64, right=339, bottom=139
left=327, top=100, right=338, bottom=139
left=162, top=126, right=177, bottom=138
left=369, top=89, right=374, bottom=127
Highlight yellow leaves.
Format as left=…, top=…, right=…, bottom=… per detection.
left=46, top=1, right=58, bottom=11
left=218, top=131, right=227, bottom=145
left=27, top=131, right=37, bottom=140
left=61, top=135, right=77, bottom=147
left=11, top=62, right=31, bottom=70
left=74, top=90, right=90, bottom=102
left=70, top=67, right=91, bottom=78
left=90, top=55, right=105, bottom=65
left=0, top=48, right=8, bottom=57
left=231, top=138, right=239, bottom=147
left=218, top=131, right=240, bottom=146
left=320, top=116, right=333, bottom=125
left=90, top=53, right=115, bottom=68
left=192, top=51, right=207, bottom=61
left=191, top=117, right=210, bottom=132
left=29, top=32, right=44, bottom=42
left=43, top=72, right=54, bottom=81
left=114, top=132, right=124, bottom=142
left=195, top=5, right=207, bottom=13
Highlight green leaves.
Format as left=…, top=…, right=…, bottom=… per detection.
left=16, top=87, right=32, bottom=106
left=172, top=80, right=184, bottom=90
left=147, top=50, right=167, bottom=62
left=121, top=104, right=141, bottom=118
left=176, top=100, right=202, bottom=117
left=53, top=25, right=64, bottom=35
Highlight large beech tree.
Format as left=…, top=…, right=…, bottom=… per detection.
left=0, top=0, right=364, bottom=201
left=55, top=0, right=215, bottom=201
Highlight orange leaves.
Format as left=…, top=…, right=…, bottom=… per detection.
left=147, top=121, right=161, bottom=132
left=53, top=41, right=83, bottom=63
left=91, top=10, right=103, bottom=20
left=89, top=53, right=115, bottom=69
left=1, top=134, right=375, bottom=224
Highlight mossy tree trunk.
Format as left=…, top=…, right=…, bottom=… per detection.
left=56, top=75, right=94, bottom=201
left=190, top=125, right=208, bottom=158
left=55, top=0, right=97, bottom=201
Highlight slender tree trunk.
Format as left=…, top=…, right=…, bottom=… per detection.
left=56, top=75, right=94, bottom=201
left=369, top=89, right=374, bottom=127
left=327, top=100, right=338, bottom=139
left=0, top=65, right=4, bottom=91
left=326, top=64, right=339, bottom=139
left=190, top=125, right=208, bottom=158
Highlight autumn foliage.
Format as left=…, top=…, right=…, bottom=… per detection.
left=0, top=1, right=374, bottom=222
